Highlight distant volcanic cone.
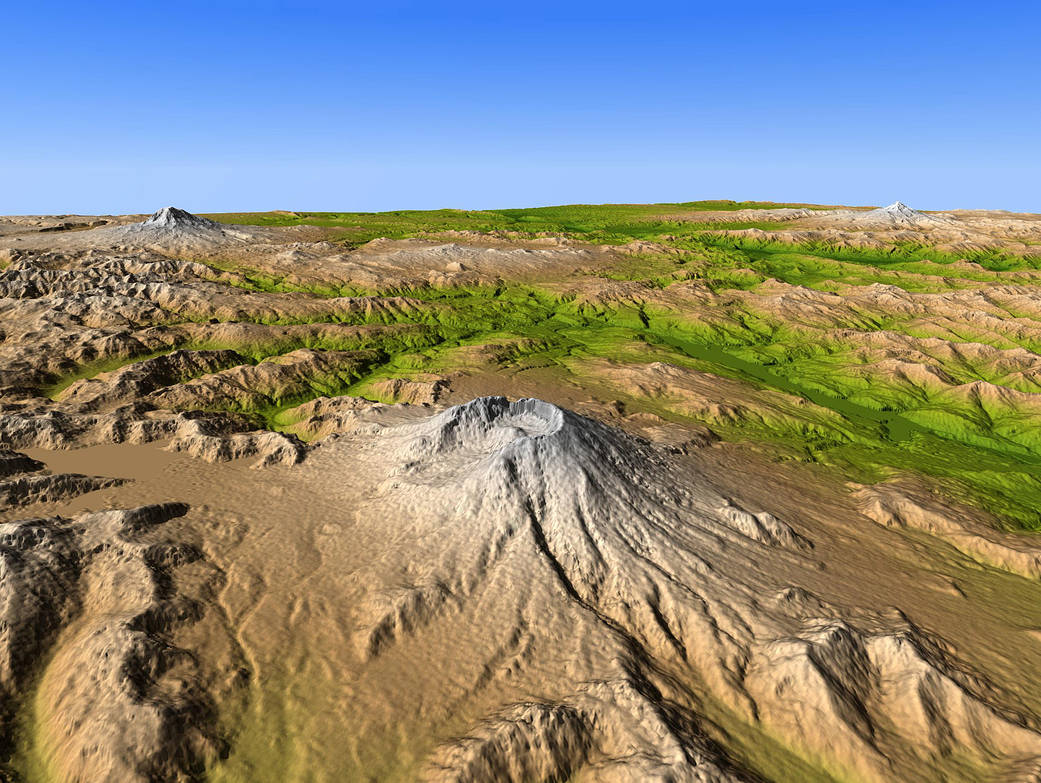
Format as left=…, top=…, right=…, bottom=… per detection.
left=107, top=206, right=247, bottom=249
left=860, top=201, right=953, bottom=227
left=141, top=206, right=222, bottom=230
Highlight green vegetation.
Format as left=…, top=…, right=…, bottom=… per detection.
left=39, top=203, right=1041, bottom=530
left=42, top=350, right=176, bottom=400
left=203, top=201, right=827, bottom=248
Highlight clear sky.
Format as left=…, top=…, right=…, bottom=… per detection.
left=3, top=0, right=1039, bottom=214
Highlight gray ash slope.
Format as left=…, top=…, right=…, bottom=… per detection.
left=0, top=206, right=260, bottom=260
left=140, top=207, right=221, bottom=230
left=862, top=200, right=956, bottom=226
left=104, top=206, right=254, bottom=250
left=348, top=397, right=1041, bottom=783
left=811, top=201, right=958, bottom=229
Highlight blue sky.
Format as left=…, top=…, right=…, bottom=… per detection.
left=3, top=0, right=1039, bottom=214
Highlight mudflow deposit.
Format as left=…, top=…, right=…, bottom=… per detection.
left=5, top=201, right=1041, bottom=782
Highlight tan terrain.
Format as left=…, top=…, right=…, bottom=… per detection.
left=3, top=205, right=1041, bottom=782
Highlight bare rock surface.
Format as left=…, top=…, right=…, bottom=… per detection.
left=0, top=472, right=124, bottom=509
left=0, top=448, right=44, bottom=477
left=73, top=206, right=255, bottom=254
left=854, top=201, right=957, bottom=227
left=370, top=374, right=450, bottom=405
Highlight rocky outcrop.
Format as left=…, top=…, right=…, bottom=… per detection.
left=57, top=349, right=247, bottom=411
left=144, top=348, right=379, bottom=412
left=370, top=375, right=450, bottom=405
left=0, top=448, right=43, bottom=478
left=0, top=472, right=123, bottom=509
left=275, top=394, right=391, bottom=441
left=0, top=407, right=303, bottom=468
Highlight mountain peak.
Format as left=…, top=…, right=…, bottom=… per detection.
left=142, top=207, right=209, bottom=228
left=878, top=201, right=919, bottom=216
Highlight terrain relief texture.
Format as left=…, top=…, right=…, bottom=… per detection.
left=3, top=203, right=1041, bottom=781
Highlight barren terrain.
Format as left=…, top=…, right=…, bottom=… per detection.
left=4, top=202, right=1041, bottom=782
